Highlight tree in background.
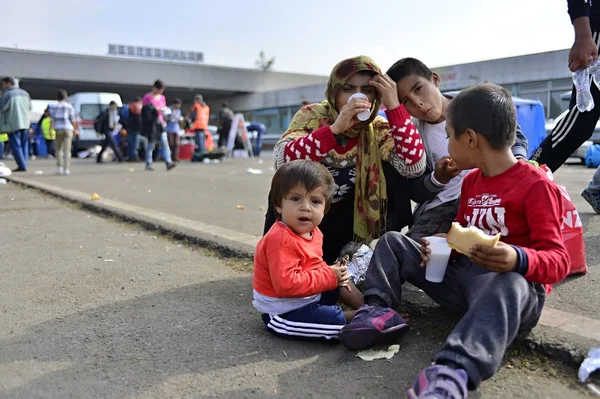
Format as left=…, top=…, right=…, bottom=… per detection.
left=256, top=50, right=275, bottom=71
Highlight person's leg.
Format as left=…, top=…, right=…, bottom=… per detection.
left=46, top=139, right=55, bottom=158
left=96, top=135, right=108, bottom=163
left=167, top=133, right=175, bottom=160
left=160, top=132, right=172, bottom=164
left=582, top=165, right=600, bottom=213
left=20, top=130, right=29, bottom=168
left=407, top=200, right=459, bottom=242
left=55, top=130, right=65, bottom=171
left=145, top=139, right=155, bottom=170
left=431, top=262, right=546, bottom=390
left=126, top=131, right=136, bottom=160
left=8, top=130, right=27, bottom=170
left=63, top=130, right=73, bottom=173
left=195, top=129, right=206, bottom=153
left=339, top=233, right=468, bottom=350
left=0, top=141, right=4, bottom=160
left=261, top=298, right=347, bottom=341
left=107, top=133, right=123, bottom=161
left=530, top=32, right=600, bottom=171
left=173, top=133, right=181, bottom=161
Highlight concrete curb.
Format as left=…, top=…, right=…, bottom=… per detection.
left=5, top=175, right=598, bottom=371
left=6, top=175, right=259, bottom=260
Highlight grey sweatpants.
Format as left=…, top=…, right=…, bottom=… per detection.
left=363, top=232, right=546, bottom=389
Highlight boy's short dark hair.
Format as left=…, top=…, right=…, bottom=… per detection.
left=2, top=77, right=15, bottom=85
left=446, top=83, right=517, bottom=149
left=172, top=98, right=182, bottom=105
left=57, top=89, right=67, bottom=101
left=153, top=80, right=164, bottom=90
left=109, top=101, right=117, bottom=106
left=386, top=58, right=433, bottom=83
left=270, top=160, right=335, bottom=213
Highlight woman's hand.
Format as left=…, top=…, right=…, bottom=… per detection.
left=369, top=74, right=400, bottom=111
left=330, top=97, right=371, bottom=134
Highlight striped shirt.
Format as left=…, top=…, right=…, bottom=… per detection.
left=50, top=101, right=76, bottom=131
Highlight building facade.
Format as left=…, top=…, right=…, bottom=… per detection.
left=223, top=49, right=574, bottom=138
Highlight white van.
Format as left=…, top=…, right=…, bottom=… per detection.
left=67, top=92, right=122, bottom=150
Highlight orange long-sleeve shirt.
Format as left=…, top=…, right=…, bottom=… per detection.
left=253, top=222, right=338, bottom=298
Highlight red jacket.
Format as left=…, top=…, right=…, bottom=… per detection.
left=253, top=222, right=338, bottom=298
left=455, top=161, right=570, bottom=294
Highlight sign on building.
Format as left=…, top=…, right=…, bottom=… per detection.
left=108, top=44, right=204, bottom=63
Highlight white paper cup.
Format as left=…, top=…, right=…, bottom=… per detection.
left=348, top=93, right=371, bottom=121
left=425, top=236, right=452, bottom=283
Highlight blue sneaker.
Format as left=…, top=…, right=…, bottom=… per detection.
left=582, top=189, right=600, bottom=214
left=338, top=305, right=409, bottom=350
left=407, top=365, right=468, bottom=399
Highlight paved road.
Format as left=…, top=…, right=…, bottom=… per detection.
left=0, top=183, right=596, bottom=398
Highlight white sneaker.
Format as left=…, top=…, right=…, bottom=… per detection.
left=56, top=167, right=63, bottom=175
left=64, top=169, right=70, bottom=175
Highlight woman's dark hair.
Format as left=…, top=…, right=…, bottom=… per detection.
left=153, top=80, right=164, bottom=90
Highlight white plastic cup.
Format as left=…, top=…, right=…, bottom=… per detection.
left=348, top=93, right=371, bottom=121
left=424, top=236, right=452, bottom=283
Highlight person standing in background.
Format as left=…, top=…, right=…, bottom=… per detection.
left=126, top=97, right=143, bottom=162
left=217, top=101, right=234, bottom=149
left=40, top=108, right=56, bottom=158
left=50, top=90, right=79, bottom=175
left=530, top=0, right=600, bottom=213
left=189, top=94, right=210, bottom=154
left=0, top=77, right=31, bottom=172
left=166, top=98, right=183, bottom=162
left=96, top=101, right=124, bottom=164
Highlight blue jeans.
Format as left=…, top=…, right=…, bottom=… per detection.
left=0, top=141, right=4, bottom=160
left=145, top=132, right=172, bottom=165
left=127, top=131, right=141, bottom=160
left=195, top=129, right=206, bottom=154
left=587, top=166, right=600, bottom=194
left=8, top=129, right=28, bottom=170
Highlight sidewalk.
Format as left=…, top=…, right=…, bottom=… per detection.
left=5, top=156, right=600, bottom=367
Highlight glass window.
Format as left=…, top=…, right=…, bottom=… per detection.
left=79, top=104, right=107, bottom=121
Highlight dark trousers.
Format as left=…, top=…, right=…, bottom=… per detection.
left=167, top=133, right=181, bottom=161
left=97, top=133, right=123, bottom=162
left=363, top=232, right=546, bottom=389
left=530, top=31, right=600, bottom=172
left=45, top=139, right=55, bottom=158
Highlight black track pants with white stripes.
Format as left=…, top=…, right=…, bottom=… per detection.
left=530, top=32, right=600, bottom=172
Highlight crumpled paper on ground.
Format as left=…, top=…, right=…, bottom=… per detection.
left=356, top=345, right=400, bottom=361
left=579, top=347, right=600, bottom=383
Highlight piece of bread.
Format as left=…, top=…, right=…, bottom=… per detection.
left=446, top=222, right=500, bottom=255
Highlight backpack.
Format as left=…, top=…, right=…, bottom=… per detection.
left=94, top=112, right=103, bottom=133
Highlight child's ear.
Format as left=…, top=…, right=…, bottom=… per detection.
left=275, top=205, right=283, bottom=215
left=432, top=72, right=441, bottom=88
left=465, top=129, right=478, bottom=148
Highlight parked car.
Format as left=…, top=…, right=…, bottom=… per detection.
left=67, top=92, right=123, bottom=151
left=545, top=109, right=600, bottom=164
